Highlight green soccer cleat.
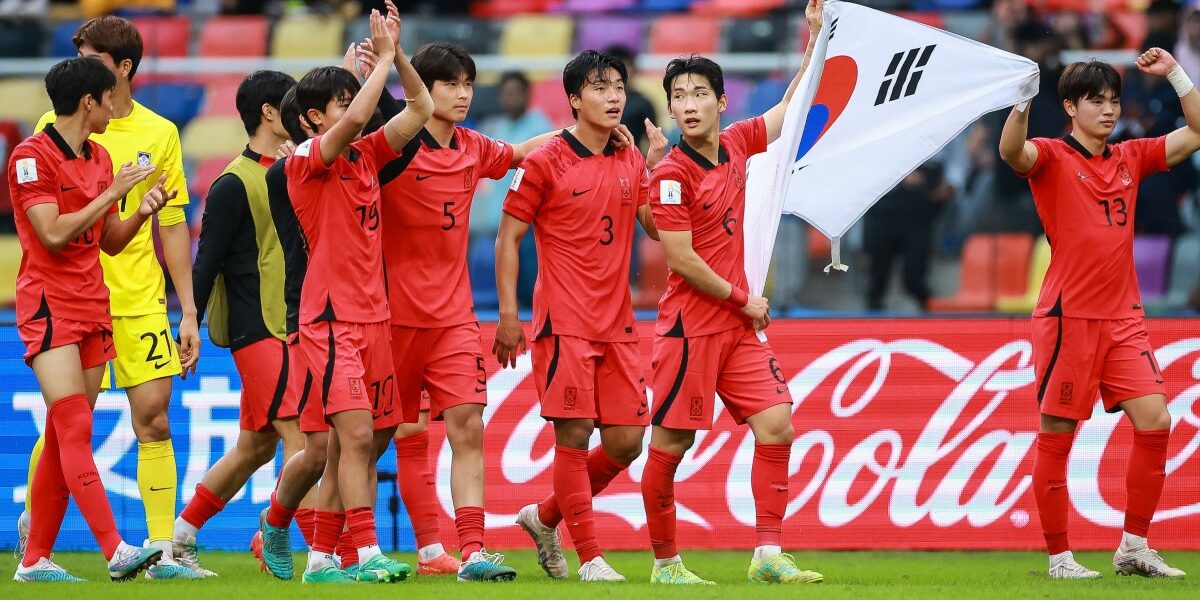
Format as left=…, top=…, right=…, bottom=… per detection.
left=258, top=508, right=293, bottom=580
left=13, top=557, right=85, bottom=583
left=108, top=542, right=162, bottom=581
left=356, top=554, right=412, bottom=583
left=748, top=553, right=824, bottom=584
left=457, top=550, right=517, bottom=582
left=650, top=560, right=716, bottom=585
left=341, top=563, right=360, bottom=579
left=303, top=565, right=357, bottom=584
left=146, top=560, right=205, bottom=580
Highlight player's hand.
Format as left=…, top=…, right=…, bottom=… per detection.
left=384, top=0, right=403, bottom=52
left=177, top=313, right=200, bottom=379
left=1136, top=47, right=1180, bottom=77
left=645, top=118, right=668, bottom=168
left=806, top=0, right=824, bottom=33
left=741, top=294, right=770, bottom=323
left=137, top=175, right=174, bottom=217
left=369, top=10, right=396, bottom=64
left=493, top=315, right=527, bottom=369
left=610, top=124, right=634, bottom=150
left=277, top=139, right=296, bottom=158
left=110, top=161, right=156, bottom=202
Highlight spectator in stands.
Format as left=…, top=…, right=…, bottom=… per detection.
left=979, top=0, right=1029, bottom=53
left=477, top=72, right=551, bottom=309
left=863, top=162, right=952, bottom=312
left=1144, top=0, right=1181, bottom=52
left=1177, top=2, right=1200, bottom=79
left=605, top=45, right=657, bottom=150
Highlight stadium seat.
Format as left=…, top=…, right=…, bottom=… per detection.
left=50, top=20, right=83, bottom=58
left=132, top=16, right=190, bottom=58
left=0, top=20, right=42, bottom=58
left=199, top=16, right=269, bottom=58
left=0, top=120, right=22, bottom=220
left=893, top=11, right=946, bottom=31
left=468, top=237, right=499, bottom=310
left=996, top=233, right=1034, bottom=299
left=929, top=234, right=1032, bottom=312
left=411, top=18, right=498, bottom=56
left=996, top=235, right=1050, bottom=314
left=640, top=0, right=694, bottom=11
left=200, top=75, right=243, bottom=117
left=190, top=155, right=237, bottom=214
left=745, top=77, right=789, bottom=118
left=649, top=14, right=722, bottom=55
left=181, top=116, right=247, bottom=161
left=807, top=224, right=830, bottom=260
left=1134, top=235, right=1172, bottom=302
left=722, top=74, right=753, bottom=120
left=133, top=82, right=206, bottom=128
left=1110, top=12, right=1147, bottom=51
left=472, top=0, right=556, bottom=18
left=562, top=0, right=636, bottom=12
left=0, top=78, right=52, bottom=126
left=0, top=235, right=20, bottom=306
left=692, top=0, right=785, bottom=17
left=941, top=10, right=990, bottom=40
left=272, top=15, right=346, bottom=59
left=633, top=233, right=668, bottom=309
left=726, top=17, right=786, bottom=53
left=501, top=15, right=574, bottom=57
left=575, top=16, right=647, bottom=54
left=1166, top=233, right=1199, bottom=308
left=530, top=78, right=574, bottom=128
left=632, top=75, right=670, bottom=126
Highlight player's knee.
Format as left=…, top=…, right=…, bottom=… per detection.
left=608, top=441, right=642, bottom=465
left=447, top=415, right=484, bottom=449
left=1137, top=409, right=1172, bottom=432
left=135, top=412, right=172, bottom=442
left=339, top=430, right=374, bottom=459
left=247, top=441, right=278, bottom=466
left=754, top=420, right=794, bottom=445
left=554, top=419, right=594, bottom=449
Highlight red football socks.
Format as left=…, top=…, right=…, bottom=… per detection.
left=553, top=445, right=602, bottom=564
left=22, top=417, right=69, bottom=567
left=50, top=394, right=122, bottom=560
left=394, top=431, right=441, bottom=549
left=295, top=507, right=316, bottom=548
left=537, top=446, right=628, bottom=527
left=641, top=446, right=683, bottom=560
left=180, top=483, right=227, bottom=530
left=266, top=490, right=297, bottom=530
left=455, top=506, right=485, bottom=561
left=337, top=527, right=357, bottom=567
left=312, top=510, right=345, bottom=555
left=1125, top=429, right=1170, bottom=537
left=1033, top=432, right=1074, bottom=555
left=346, top=506, right=379, bottom=550
left=752, top=443, right=790, bottom=547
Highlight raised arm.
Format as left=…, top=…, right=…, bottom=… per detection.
left=763, top=0, right=823, bottom=143
left=1136, top=48, right=1200, bottom=166
left=318, top=10, right=397, bottom=165
left=998, top=103, right=1039, bottom=175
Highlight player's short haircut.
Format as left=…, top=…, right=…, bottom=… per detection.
left=411, top=43, right=476, bottom=91
left=45, top=57, right=117, bottom=116
left=1058, top=61, right=1122, bottom=103
left=279, top=86, right=308, bottom=145
left=662, top=55, right=726, bottom=102
left=72, top=16, right=144, bottom=82
left=498, top=71, right=530, bottom=91
left=562, top=50, right=628, bottom=119
left=237, top=70, right=298, bottom=136
left=294, top=66, right=361, bottom=135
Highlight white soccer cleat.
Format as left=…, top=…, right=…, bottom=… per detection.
left=1048, top=556, right=1102, bottom=579
left=13, top=557, right=85, bottom=583
left=578, top=556, right=625, bottom=582
left=15, top=510, right=29, bottom=559
left=1114, top=546, right=1187, bottom=578
left=173, top=533, right=218, bottom=577
left=516, top=504, right=568, bottom=579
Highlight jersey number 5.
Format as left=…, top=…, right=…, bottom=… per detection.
left=1098, top=197, right=1127, bottom=227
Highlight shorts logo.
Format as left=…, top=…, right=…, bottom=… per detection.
left=619, top=177, right=632, bottom=205
left=349, top=377, right=364, bottom=400
left=1117, top=163, right=1132, bottom=186
left=137, top=151, right=152, bottom=168
left=1059, top=382, right=1073, bottom=404
left=563, top=387, right=578, bottom=411
left=465, top=165, right=475, bottom=189
left=689, top=396, right=704, bottom=419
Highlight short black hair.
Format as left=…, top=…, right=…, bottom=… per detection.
left=279, top=86, right=307, bottom=145
left=236, top=70, right=298, bottom=135
left=562, top=50, right=628, bottom=119
left=45, top=57, right=116, bottom=116
left=294, top=66, right=360, bottom=134
left=498, top=71, right=530, bottom=91
left=1058, top=60, right=1122, bottom=103
left=411, top=43, right=476, bottom=92
left=662, top=54, right=725, bottom=103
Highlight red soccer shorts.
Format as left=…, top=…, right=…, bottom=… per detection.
left=391, top=322, right=487, bottom=423
left=651, top=325, right=792, bottom=430
left=232, top=337, right=307, bottom=432
left=531, top=335, right=648, bottom=426
left=297, top=320, right=399, bottom=432
left=1033, top=315, right=1163, bottom=421
left=19, top=317, right=114, bottom=369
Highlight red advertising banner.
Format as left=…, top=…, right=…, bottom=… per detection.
left=425, top=319, right=1199, bottom=550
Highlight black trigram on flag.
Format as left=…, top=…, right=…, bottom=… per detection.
left=875, top=44, right=936, bottom=106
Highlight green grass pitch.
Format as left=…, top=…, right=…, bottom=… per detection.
left=2, top=550, right=1198, bottom=598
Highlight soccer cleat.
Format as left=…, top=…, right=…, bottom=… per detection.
left=303, top=565, right=357, bottom=584
left=341, top=563, right=360, bottom=579
left=578, top=556, right=625, bottom=582
left=13, top=557, right=85, bottom=583
left=146, top=559, right=205, bottom=580
left=356, top=554, right=412, bottom=583
left=1048, top=556, right=1102, bottom=579
left=173, top=533, right=217, bottom=577
left=258, top=508, right=294, bottom=580
left=650, top=560, right=716, bottom=585
left=516, top=504, right=568, bottom=579
left=417, top=552, right=461, bottom=576
left=14, top=510, right=29, bottom=559
left=748, top=553, right=823, bottom=584
left=457, top=550, right=517, bottom=582
left=250, top=530, right=266, bottom=572
left=108, top=542, right=162, bottom=581
left=1114, top=546, right=1187, bottom=578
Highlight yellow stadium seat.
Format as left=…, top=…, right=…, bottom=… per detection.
left=500, top=15, right=573, bottom=57
left=0, top=78, right=51, bottom=128
left=271, top=15, right=346, bottom=59
left=996, top=235, right=1051, bottom=313
left=0, top=235, right=20, bottom=306
left=181, top=116, right=247, bottom=161
left=633, top=75, right=670, bottom=127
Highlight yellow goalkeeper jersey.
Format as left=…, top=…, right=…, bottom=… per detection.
left=37, top=101, right=190, bottom=316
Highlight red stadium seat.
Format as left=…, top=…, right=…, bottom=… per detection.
left=649, top=14, right=722, bottom=55
left=530, top=78, right=575, bottom=128
left=996, top=234, right=1034, bottom=299
left=692, top=0, right=784, bottom=17
left=471, top=0, right=558, bottom=17
left=892, top=11, right=946, bottom=31
left=132, top=16, right=190, bottom=58
left=633, top=234, right=668, bottom=310
left=189, top=155, right=238, bottom=224
left=199, top=16, right=269, bottom=58
left=201, top=75, right=243, bottom=117
left=1109, top=11, right=1147, bottom=51
left=928, top=234, right=1033, bottom=312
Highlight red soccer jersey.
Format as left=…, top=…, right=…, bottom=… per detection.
left=380, top=127, right=513, bottom=327
left=286, top=131, right=397, bottom=324
left=1024, top=135, right=1168, bottom=319
left=650, top=117, right=767, bottom=337
left=8, top=124, right=115, bottom=325
left=503, top=129, right=648, bottom=342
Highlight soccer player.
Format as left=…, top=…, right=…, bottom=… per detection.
left=21, top=16, right=202, bottom=579
left=495, top=50, right=657, bottom=583
left=9, top=57, right=171, bottom=582
left=999, top=49, right=1197, bottom=579
left=261, top=10, right=432, bottom=584
left=174, top=70, right=318, bottom=576
left=639, top=0, right=825, bottom=586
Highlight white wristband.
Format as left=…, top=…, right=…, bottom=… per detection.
left=1168, top=65, right=1194, bottom=97
left=1015, top=100, right=1030, bottom=113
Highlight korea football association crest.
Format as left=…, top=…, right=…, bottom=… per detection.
left=1118, top=163, right=1133, bottom=187
left=464, top=165, right=475, bottom=190
left=619, top=176, right=632, bottom=206
left=137, top=151, right=152, bottom=168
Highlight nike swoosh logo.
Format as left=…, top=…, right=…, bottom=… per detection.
left=154, top=360, right=171, bottom=369
left=60, top=185, right=78, bottom=192
left=702, top=202, right=716, bottom=210
left=572, top=509, right=587, bottom=516
left=572, top=189, right=591, bottom=197
left=83, top=480, right=97, bottom=487
left=474, top=387, right=487, bottom=394
left=415, top=174, right=433, bottom=181
left=149, top=486, right=174, bottom=492
left=636, top=408, right=648, bottom=416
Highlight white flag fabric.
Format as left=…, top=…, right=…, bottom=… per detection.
left=744, top=0, right=1039, bottom=288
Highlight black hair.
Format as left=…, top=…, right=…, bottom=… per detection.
left=562, top=50, right=628, bottom=119
left=411, top=43, right=476, bottom=92
left=279, top=86, right=307, bottom=145
left=604, top=45, right=636, bottom=68
left=1058, top=60, right=1122, bottom=103
left=498, top=71, right=530, bottom=91
left=236, top=70, right=298, bottom=136
left=45, top=57, right=116, bottom=116
left=662, top=54, right=725, bottom=102
left=294, top=66, right=361, bottom=135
